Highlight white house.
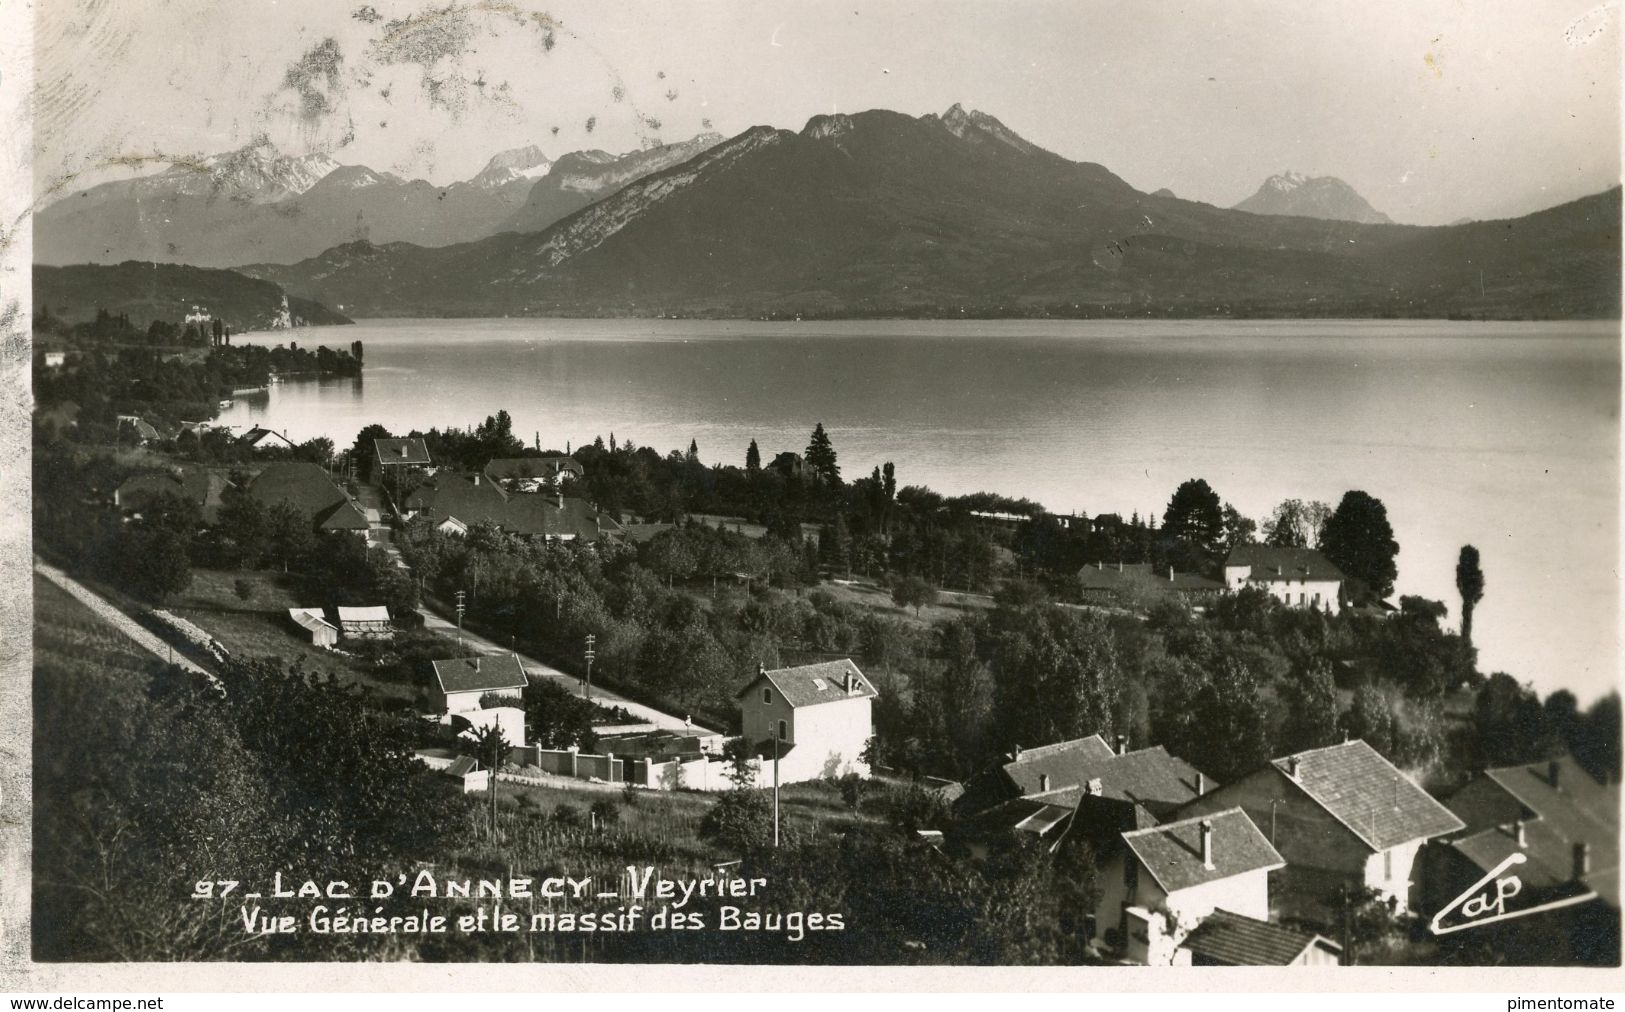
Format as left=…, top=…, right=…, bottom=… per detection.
left=1093, top=807, right=1284, bottom=965
left=735, top=659, right=877, bottom=784
left=1175, top=740, right=1466, bottom=921
left=287, top=607, right=339, bottom=648
left=1223, top=545, right=1345, bottom=614
left=431, top=654, right=528, bottom=715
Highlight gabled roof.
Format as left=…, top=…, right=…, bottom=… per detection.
left=736, top=659, right=878, bottom=708
left=962, top=736, right=1213, bottom=819
left=1446, top=756, right=1619, bottom=908
left=288, top=607, right=338, bottom=633
left=485, top=456, right=583, bottom=481
left=374, top=437, right=431, bottom=466
left=432, top=654, right=528, bottom=695
left=1272, top=740, right=1464, bottom=852
left=1077, top=562, right=1224, bottom=593
left=1225, top=545, right=1345, bottom=583
left=116, top=467, right=230, bottom=523
left=408, top=475, right=618, bottom=541
left=248, top=462, right=369, bottom=531
left=1181, top=910, right=1340, bottom=966
left=444, top=755, right=478, bottom=778
left=407, top=473, right=510, bottom=527
left=337, top=605, right=391, bottom=624
left=1123, top=808, right=1283, bottom=894
left=241, top=426, right=296, bottom=448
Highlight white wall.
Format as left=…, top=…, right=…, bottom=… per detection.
left=738, top=686, right=872, bottom=784
left=1362, top=838, right=1424, bottom=912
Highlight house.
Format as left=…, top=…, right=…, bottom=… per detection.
left=247, top=463, right=370, bottom=534
left=431, top=653, right=528, bottom=715
left=735, top=659, right=877, bottom=784
left=957, top=733, right=1214, bottom=845
left=1076, top=561, right=1226, bottom=605
left=337, top=605, right=393, bottom=641
left=456, top=705, right=527, bottom=749
left=240, top=426, right=297, bottom=451
left=1223, top=545, right=1345, bottom=614
left=373, top=437, right=432, bottom=484
left=1426, top=755, right=1619, bottom=917
left=1175, top=740, right=1465, bottom=925
left=484, top=455, right=584, bottom=490
left=1092, top=808, right=1285, bottom=965
left=442, top=755, right=491, bottom=793
left=116, top=414, right=160, bottom=443
left=407, top=474, right=623, bottom=543
left=769, top=452, right=805, bottom=479
left=43, top=350, right=66, bottom=369
left=287, top=607, right=339, bottom=648
left=114, top=466, right=230, bottom=524
left=1178, top=909, right=1341, bottom=966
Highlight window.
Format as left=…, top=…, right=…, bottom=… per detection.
left=763, top=688, right=772, bottom=705
left=777, top=719, right=788, bottom=741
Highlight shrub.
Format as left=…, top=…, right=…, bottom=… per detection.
left=590, top=798, right=620, bottom=827
left=233, top=578, right=255, bottom=603
left=552, top=803, right=582, bottom=827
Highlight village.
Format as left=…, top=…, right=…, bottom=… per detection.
left=30, top=365, right=1621, bottom=966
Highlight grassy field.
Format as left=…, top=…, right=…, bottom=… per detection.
left=816, top=576, right=995, bottom=627
left=167, top=567, right=421, bottom=703
left=34, top=572, right=164, bottom=681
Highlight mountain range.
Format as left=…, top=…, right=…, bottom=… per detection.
left=34, top=134, right=723, bottom=268
left=234, top=104, right=1620, bottom=319
left=1233, top=171, right=1393, bottom=224
left=35, top=261, right=352, bottom=332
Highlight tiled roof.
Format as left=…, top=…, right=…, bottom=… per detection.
left=444, top=755, right=478, bottom=778
left=1123, top=808, right=1283, bottom=894
left=1446, top=756, right=1619, bottom=908
left=408, top=473, right=510, bottom=527
left=337, top=606, right=391, bottom=625
left=409, top=474, right=617, bottom=541
left=117, top=467, right=230, bottom=523
left=736, top=659, right=878, bottom=708
left=1077, top=562, right=1224, bottom=593
left=248, top=462, right=369, bottom=531
left=241, top=426, right=296, bottom=448
left=1181, top=910, right=1337, bottom=966
left=998, top=738, right=1211, bottom=813
left=375, top=438, right=431, bottom=466
left=432, top=654, right=528, bottom=695
left=484, top=456, right=583, bottom=481
left=1226, top=545, right=1345, bottom=583
left=288, top=607, right=337, bottom=634
left=1274, top=740, right=1464, bottom=851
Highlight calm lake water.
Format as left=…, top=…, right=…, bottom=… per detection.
left=223, top=318, right=1621, bottom=702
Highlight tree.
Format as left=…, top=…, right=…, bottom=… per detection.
left=1161, top=479, right=1224, bottom=556
left=1220, top=502, right=1257, bottom=553
left=350, top=423, right=393, bottom=482
left=1456, top=544, right=1485, bottom=648
left=123, top=527, right=193, bottom=603
left=1262, top=498, right=1331, bottom=548
left=686, top=438, right=700, bottom=463
left=805, top=422, right=840, bottom=484
left=1282, top=659, right=1342, bottom=753
left=1320, top=490, right=1399, bottom=602
left=265, top=501, right=314, bottom=573
left=745, top=439, right=761, bottom=474
left=890, top=574, right=937, bottom=617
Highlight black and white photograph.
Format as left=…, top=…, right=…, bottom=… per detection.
left=2, top=0, right=1621, bottom=993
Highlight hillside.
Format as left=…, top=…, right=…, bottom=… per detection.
left=238, top=105, right=1621, bottom=320
left=1234, top=172, right=1394, bottom=224
left=34, top=262, right=352, bottom=331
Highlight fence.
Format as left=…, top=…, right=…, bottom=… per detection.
left=507, top=745, right=768, bottom=793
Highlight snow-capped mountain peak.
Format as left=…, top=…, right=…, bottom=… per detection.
left=471, top=145, right=553, bottom=187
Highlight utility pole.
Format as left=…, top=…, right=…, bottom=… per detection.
left=583, top=633, right=596, bottom=702
left=773, top=726, right=781, bottom=849
left=489, top=730, right=499, bottom=837
left=455, top=590, right=466, bottom=649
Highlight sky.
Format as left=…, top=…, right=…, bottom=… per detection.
left=32, top=0, right=1623, bottom=224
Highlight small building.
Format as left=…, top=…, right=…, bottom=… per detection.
left=407, top=475, right=622, bottom=544
left=442, top=755, right=491, bottom=793
left=1093, top=808, right=1285, bottom=965
left=430, top=653, right=528, bottom=715
left=1179, top=909, right=1341, bottom=966
left=42, top=350, right=66, bottom=369
left=337, top=605, right=393, bottom=641
left=1076, top=561, right=1226, bottom=606
left=769, top=451, right=805, bottom=479
left=373, top=437, right=432, bottom=484
left=484, top=455, right=584, bottom=489
left=116, top=414, right=160, bottom=444
left=1223, top=545, right=1345, bottom=614
left=1175, top=739, right=1465, bottom=926
left=240, top=426, right=297, bottom=451
left=735, top=659, right=877, bottom=784
left=457, top=705, right=527, bottom=749
left=287, top=607, right=339, bottom=648
left=957, top=733, right=1214, bottom=845
left=114, top=466, right=230, bottom=524
left=247, top=462, right=369, bottom=535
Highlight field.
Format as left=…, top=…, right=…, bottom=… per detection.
left=816, top=576, right=995, bottom=627
left=33, top=572, right=163, bottom=681
left=167, top=567, right=421, bottom=703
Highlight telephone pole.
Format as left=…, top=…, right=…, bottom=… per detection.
left=772, top=727, right=781, bottom=849
left=583, top=633, right=596, bottom=702
left=455, top=590, right=466, bottom=649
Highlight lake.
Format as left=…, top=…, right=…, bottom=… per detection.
left=222, top=318, right=1621, bottom=703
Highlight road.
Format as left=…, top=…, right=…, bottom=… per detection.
left=34, top=558, right=213, bottom=680
left=416, top=604, right=719, bottom=735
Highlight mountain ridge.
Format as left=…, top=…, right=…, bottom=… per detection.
left=1233, top=171, right=1394, bottom=224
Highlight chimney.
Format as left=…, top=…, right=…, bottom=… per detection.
left=1195, top=771, right=1205, bottom=795
left=472, top=656, right=480, bottom=672
left=1200, top=819, right=1215, bottom=869
left=1168, top=566, right=1175, bottom=582
left=1549, top=759, right=1562, bottom=788
left=1086, top=777, right=1103, bottom=796
left=557, top=492, right=564, bottom=509
left=1116, top=734, right=1128, bottom=755
left=1288, top=756, right=1302, bottom=779
left=758, top=662, right=766, bottom=678
left=1039, top=774, right=1051, bottom=792
left=1013, top=744, right=1023, bottom=761
left=1514, top=818, right=1527, bottom=847
left=1573, top=841, right=1591, bottom=881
